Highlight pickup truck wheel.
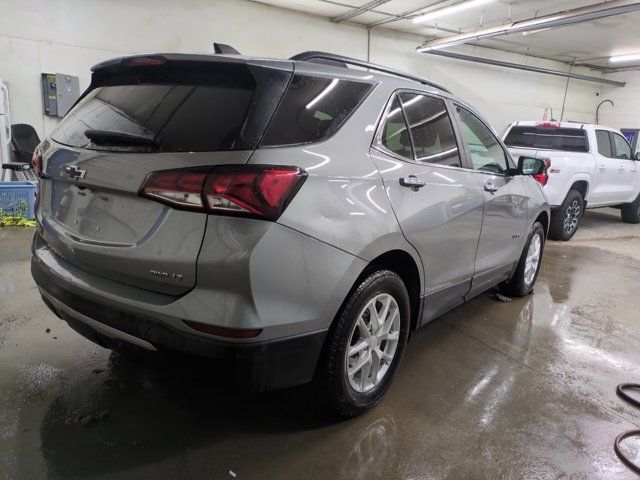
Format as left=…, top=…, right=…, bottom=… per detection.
left=549, top=190, right=584, bottom=241
left=621, top=195, right=640, bottom=224
left=317, top=270, right=410, bottom=417
left=500, top=222, right=545, bottom=297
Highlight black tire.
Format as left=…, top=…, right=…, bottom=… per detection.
left=318, top=270, right=410, bottom=417
left=501, top=222, right=545, bottom=297
left=549, top=190, right=584, bottom=241
left=621, top=194, right=640, bottom=224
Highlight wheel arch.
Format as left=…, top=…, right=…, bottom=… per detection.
left=331, top=248, right=423, bottom=340
left=563, top=176, right=590, bottom=204
left=534, top=209, right=550, bottom=238
left=364, top=250, right=422, bottom=335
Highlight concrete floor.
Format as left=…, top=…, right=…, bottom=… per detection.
left=2, top=208, right=640, bottom=479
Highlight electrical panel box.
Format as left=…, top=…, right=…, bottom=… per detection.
left=41, top=73, right=80, bottom=118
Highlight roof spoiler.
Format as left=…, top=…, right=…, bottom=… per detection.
left=213, top=43, right=240, bottom=55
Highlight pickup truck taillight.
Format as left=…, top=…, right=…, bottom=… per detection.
left=140, top=165, right=307, bottom=221
left=532, top=159, right=552, bottom=186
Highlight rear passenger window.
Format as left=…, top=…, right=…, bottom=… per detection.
left=596, top=130, right=613, bottom=157
left=612, top=132, right=632, bottom=159
left=260, top=75, right=373, bottom=146
left=399, top=93, right=461, bottom=167
left=379, top=96, right=413, bottom=160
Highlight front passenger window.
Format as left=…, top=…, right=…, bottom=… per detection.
left=612, top=132, right=632, bottom=159
left=455, top=105, right=509, bottom=174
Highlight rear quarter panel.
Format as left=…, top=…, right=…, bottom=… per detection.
left=250, top=76, right=425, bottom=288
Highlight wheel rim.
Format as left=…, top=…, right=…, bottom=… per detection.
left=563, top=200, right=581, bottom=235
left=345, top=293, right=400, bottom=394
left=524, top=233, right=542, bottom=287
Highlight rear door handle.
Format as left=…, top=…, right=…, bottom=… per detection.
left=619, top=164, right=625, bottom=171
left=599, top=164, right=606, bottom=170
left=400, top=175, right=425, bottom=191
left=484, top=182, right=499, bottom=194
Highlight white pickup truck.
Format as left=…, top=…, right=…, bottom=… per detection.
left=503, top=121, right=640, bottom=240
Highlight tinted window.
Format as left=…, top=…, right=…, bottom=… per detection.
left=612, top=132, right=632, bottom=159
left=596, top=130, right=612, bottom=157
left=378, top=96, right=413, bottom=160
left=504, top=126, right=589, bottom=152
left=399, top=93, right=461, bottom=167
left=52, top=82, right=256, bottom=152
left=261, top=75, right=372, bottom=146
left=456, top=106, right=509, bottom=174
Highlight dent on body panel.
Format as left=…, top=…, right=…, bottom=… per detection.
left=188, top=217, right=271, bottom=329
left=248, top=223, right=367, bottom=333
left=255, top=147, right=401, bottom=261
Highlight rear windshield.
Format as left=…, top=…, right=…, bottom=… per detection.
left=51, top=64, right=290, bottom=152
left=504, top=126, right=589, bottom=153
left=260, top=75, right=373, bottom=147
left=52, top=69, right=372, bottom=152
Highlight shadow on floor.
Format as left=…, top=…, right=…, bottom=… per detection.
left=39, top=352, right=347, bottom=478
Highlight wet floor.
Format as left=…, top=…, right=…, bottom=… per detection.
left=2, top=209, right=640, bottom=479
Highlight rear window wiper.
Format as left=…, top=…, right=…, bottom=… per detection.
left=84, top=129, right=159, bottom=148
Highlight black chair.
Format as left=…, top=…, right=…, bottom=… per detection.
left=10, top=123, right=40, bottom=163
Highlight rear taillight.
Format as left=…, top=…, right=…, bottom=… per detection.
left=32, top=146, right=42, bottom=212
left=140, top=165, right=307, bottom=221
left=532, top=158, right=551, bottom=186
left=141, top=170, right=208, bottom=210
left=32, top=145, right=42, bottom=177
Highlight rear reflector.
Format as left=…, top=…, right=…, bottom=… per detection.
left=140, top=165, right=307, bottom=221
left=183, top=320, right=262, bottom=339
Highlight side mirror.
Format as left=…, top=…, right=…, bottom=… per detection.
left=635, top=152, right=640, bottom=161
left=518, top=156, right=547, bottom=175
left=517, top=156, right=550, bottom=186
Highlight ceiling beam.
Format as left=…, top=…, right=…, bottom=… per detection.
left=417, top=0, right=640, bottom=52
left=366, top=0, right=454, bottom=27
left=423, top=50, right=626, bottom=87
left=330, top=0, right=392, bottom=23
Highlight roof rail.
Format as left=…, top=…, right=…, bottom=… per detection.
left=290, top=51, right=451, bottom=93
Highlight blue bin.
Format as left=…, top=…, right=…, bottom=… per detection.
left=0, top=182, right=37, bottom=219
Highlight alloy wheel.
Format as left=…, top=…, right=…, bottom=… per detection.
left=524, top=233, right=542, bottom=287
left=563, top=200, right=581, bottom=235
left=345, top=294, right=400, bottom=394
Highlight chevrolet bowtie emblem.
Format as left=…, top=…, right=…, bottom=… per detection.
left=64, top=165, right=86, bottom=179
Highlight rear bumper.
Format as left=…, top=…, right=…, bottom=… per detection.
left=32, top=238, right=328, bottom=392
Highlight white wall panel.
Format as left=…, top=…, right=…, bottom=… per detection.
left=0, top=0, right=605, bottom=139
left=599, top=71, right=640, bottom=130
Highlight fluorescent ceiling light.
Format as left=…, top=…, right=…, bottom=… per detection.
left=413, top=0, right=495, bottom=24
left=610, top=53, right=640, bottom=63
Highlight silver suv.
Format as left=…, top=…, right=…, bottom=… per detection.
left=31, top=51, right=550, bottom=416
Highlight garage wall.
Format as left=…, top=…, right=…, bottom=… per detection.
left=598, top=70, right=640, bottom=130
left=0, top=0, right=602, bottom=140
